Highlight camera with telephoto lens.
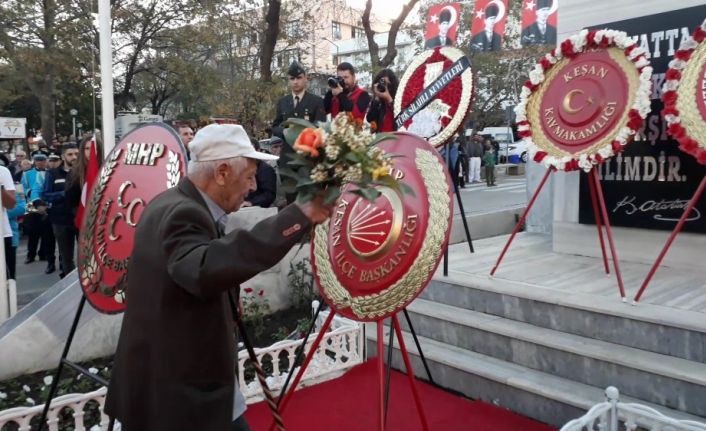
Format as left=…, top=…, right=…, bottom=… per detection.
left=327, top=76, right=345, bottom=88
left=376, top=81, right=387, bottom=93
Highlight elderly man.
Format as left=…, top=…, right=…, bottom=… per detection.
left=105, top=124, right=332, bottom=431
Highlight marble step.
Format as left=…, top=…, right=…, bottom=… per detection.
left=421, top=274, right=706, bottom=363
left=398, top=298, right=706, bottom=417
left=366, top=328, right=706, bottom=428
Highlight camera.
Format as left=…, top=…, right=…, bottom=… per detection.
left=376, top=81, right=387, bottom=93
left=327, top=76, right=344, bottom=88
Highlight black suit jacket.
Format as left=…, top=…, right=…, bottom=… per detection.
left=105, top=178, right=310, bottom=431
left=425, top=35, right=454, bottom=49
left=470, top=31, right=502, bottom=52
left=521, top=22, right=557, bottom=46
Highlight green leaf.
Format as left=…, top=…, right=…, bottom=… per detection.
left=350, top=187, right=381, bottom=202
left=283, top=118, right=317, bottom=129
left=323, top=186, right=341, bottom=205
left=371, top=133, right=398, bottom=145
left=286, top=157, right=312, bottom=167
left=399, top=182, right=416, bottom=197
left=283, top=126, right=304, bottom=147
left=345, top=152, right=362, bottom=163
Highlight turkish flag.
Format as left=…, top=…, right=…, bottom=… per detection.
left=424, top=3, right=461, bottom=50
left=469, top=0, right=509, bottom=52
left=521, top=0, right=559, bottom=46
left=75, top=137, right=100, bottom=230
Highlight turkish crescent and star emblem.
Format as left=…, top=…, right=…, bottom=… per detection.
left=527, top=48, right=639, bottom=158
left=312, top=133, right=454, bottom=321
left=78, top=124, right=187, bottom=314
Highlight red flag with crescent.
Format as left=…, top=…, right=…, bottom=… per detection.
left=74, top=136, right=99, bottom=229
left=424, top=3, right=461, bottom=49
left=470, top=0, right=509, bottom=52
left=521, top=0, right=559, bottom=46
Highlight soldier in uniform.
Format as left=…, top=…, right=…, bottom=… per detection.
left=272, top=61, right=326, bottom=140
left=521, top=0, right=557, bottom=46
left=470, top=3, right=503, bottom=52
left=272, top=61, right=325, bottom=204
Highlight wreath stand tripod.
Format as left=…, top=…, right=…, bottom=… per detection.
left=268, top=308, right=431, bottom=431
left=633, top=174, right=706, bottom=303
left=490, top=167, right=627, bottom=300
left=442, top=140, right=474, bottom=277
left=37, top=294, right=116, bottom=431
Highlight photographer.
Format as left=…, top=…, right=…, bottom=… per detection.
left=366, top=69, right=399, bottom=133
left=323, top=62, right=370, bottom=122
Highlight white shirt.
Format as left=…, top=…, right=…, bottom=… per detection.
left=0, top=166, right=16, bottom=238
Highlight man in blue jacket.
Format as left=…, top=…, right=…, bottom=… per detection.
left=21, top=153, right=55, bottom=272
left=43, top=144, right=79, bottom=278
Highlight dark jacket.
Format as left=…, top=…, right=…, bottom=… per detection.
left=245, top=161, right=277, bottom=208
left=470, top=31, right=502, bottom=52
left=468, top=140, right=484, bottom=158
left=105, top=178, right=310, bottom=431
left=272, top=91, right=326, bottom=139
left=521, top=22, right=557, bottom=46
left=42, top=167, right=74, bottom=226
left=425, top=35, right=454, bottom=49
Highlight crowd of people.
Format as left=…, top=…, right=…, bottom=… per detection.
left=0, top=135, right=100, bottom=281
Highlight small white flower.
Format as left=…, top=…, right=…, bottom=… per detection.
left=0, top=392, right=7, bottom=399
left=26, top=397, right=35, bottom=405
left=89, top=367, right=99, bottom=374
left=43, top=376, right=53, bottom=386
left=23, top=385, right=30, bottom=392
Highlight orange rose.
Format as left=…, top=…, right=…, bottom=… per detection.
left=293, top=128, right=325, bottom=158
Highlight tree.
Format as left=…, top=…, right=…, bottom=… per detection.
left=361, top=0, right=421, bottom=71
left=0, top=0, right=89, bottom=141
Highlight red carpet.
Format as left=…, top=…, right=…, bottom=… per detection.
left=245, top=360, right=556, bottom=431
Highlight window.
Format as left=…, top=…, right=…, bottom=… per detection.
left=352, top=27, right=364, bottom=39
left=332, top=22, right=341, bottom=40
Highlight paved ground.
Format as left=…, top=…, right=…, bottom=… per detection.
left=456, top=172, right=527, bottom=216
left=15, top=238, right=65, bottom=308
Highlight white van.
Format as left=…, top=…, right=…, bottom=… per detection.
left=477, top=127, right=514, bottom=145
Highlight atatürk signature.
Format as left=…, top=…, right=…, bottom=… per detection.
left=613, top=196, right=701, bottom=222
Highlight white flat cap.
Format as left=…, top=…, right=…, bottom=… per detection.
left=189, top=124, right=278, bottom=162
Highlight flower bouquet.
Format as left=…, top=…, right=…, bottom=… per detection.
left=280, top=113, right=412, bottom=203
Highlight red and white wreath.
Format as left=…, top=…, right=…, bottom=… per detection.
left=515, top=29, right=653, bottom=172
left=394, top=47, right=474, bottom=147
left=662, top=18, right=706, bottom=165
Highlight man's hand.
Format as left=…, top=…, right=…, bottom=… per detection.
left=331, top=85, right=343, bottom=97
left=297, top=195, right=334, bottom=225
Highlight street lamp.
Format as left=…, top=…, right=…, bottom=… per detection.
left=322, top=37, right=340, bottom=66
left=77, top=123, right=83, bottom=139
left=69, top=109, right=78, bottom=139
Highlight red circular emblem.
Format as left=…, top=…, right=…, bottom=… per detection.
left=78, top=124, right=187, bottom=313
left=312, top=133, right=453, bottom=321
left=539, top=51, right=629, bottom=154
left=394, top=47, right=474, bottom=147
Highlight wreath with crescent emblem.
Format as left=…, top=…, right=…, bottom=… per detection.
left=516, top=29, right=653, bottom=172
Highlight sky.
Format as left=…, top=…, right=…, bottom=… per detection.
left=346, top=0, right=422, bottom=21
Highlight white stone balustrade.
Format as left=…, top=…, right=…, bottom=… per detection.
left=239, top=307, right=364, bottom=402
left=560, top=387, right=706, bottom=431
left=0, top=387, right=110, bottom=431
left=0, top=307, right=364, bottom=429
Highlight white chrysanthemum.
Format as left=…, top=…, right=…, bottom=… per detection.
left=0, top=392, right=7, bottom=399
left=325, top=142, right=341, bottom=160
left=89, top=367, right=99, bottom=374
left=23, top=385, right=30, bottom=392
left=310, top=164, right=329, bottom=183
left=26, top=398, right=35, bottom=405
left=682, top=38, right=699, bottom=50
left=43, top=376, right=53, bottom=386
left=344, top=164, right=363, bottom=183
